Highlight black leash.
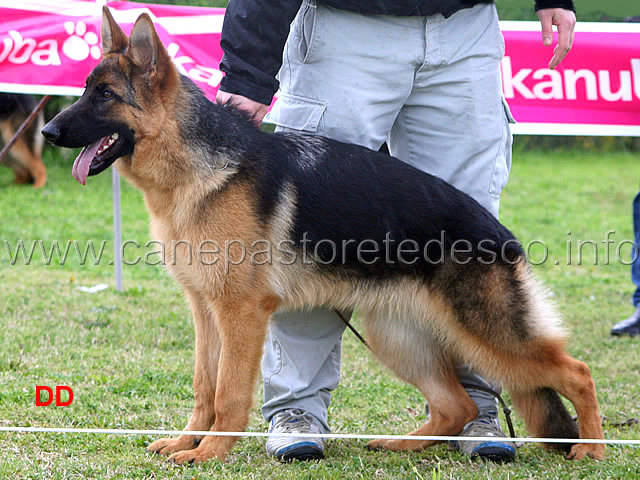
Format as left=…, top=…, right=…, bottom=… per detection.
left=334, top=309, right=370, bottom=350
left=334, top=309, right=516, bottom=439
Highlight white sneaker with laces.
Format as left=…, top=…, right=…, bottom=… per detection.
left=266, top=409, right=326, bottom=461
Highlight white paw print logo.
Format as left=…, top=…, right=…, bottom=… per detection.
left=62, top=21, right=101, bottom=61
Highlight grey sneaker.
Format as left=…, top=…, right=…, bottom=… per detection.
left=453, top=409, right=516, bottom=463
left=266, top=409, right=325, bottom=461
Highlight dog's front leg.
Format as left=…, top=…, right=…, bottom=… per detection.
left=167, top=295, right=278, bottom=464
left=148, top=289, right=220, bottom=456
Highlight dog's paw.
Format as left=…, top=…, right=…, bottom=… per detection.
left=366, top=439, right=386, bottom=451
left=167, top=447, right=220, bottom=465
left=147, top=436, right=198, bottom=456
left=366, top=438, right=427, bottom=452
left=567, top=443, right=605, bottom=461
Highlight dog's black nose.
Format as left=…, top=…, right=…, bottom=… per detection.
left=41, top=122, right=60, bottom=143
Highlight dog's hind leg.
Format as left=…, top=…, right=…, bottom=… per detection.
left=430, top=259, right=604, bottom=460
left=484, top=264, right=605, bottom=460
left=556, top=357, right=604, bottom=460
left=367, top=373, right=477, bottom=452
left=167, top=293, right=278, bottom=464
left=148, top=289, right=221, bottom=457
left=508, top=347, right=604, bottom=460
left=363, top=312, right=477, bottom=452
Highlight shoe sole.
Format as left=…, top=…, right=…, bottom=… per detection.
left=611, top=330, right=640, bottom=336
left=471, top=442, right=516, bottom=463
left=274, top=443, right=324, bottom=462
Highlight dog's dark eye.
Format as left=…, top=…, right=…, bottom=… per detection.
left=102, top=90, right=114, bottom=99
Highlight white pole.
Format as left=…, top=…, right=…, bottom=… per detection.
left=112, top=167, right=123, bottom=292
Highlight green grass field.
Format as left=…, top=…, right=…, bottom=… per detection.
left=0, top=142, right=639, bottom=479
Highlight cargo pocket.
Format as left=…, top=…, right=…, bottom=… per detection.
left=265, top=92, right=327, bottom=134
left=489, top=97, right=515, bottom=196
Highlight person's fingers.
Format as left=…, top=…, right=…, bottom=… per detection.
left=538, top=10, right=554, bottom=46
left=214, top=91, right=269, bottom=127
left=250, top=105, right=269, bottom=127
left=215, top=90, right=232, bottom=105
left=549, top=16, right=575, bottom=70
left=537, top=9, right=576, bottom=70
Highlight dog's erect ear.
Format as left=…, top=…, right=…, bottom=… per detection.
left=126, top=13, right=170, bottom=76
left=101, top=6, right=128, bottom=56
left=126, top=14, right=156, bottom=71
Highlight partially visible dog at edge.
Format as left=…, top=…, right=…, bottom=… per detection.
left=41, top=8, right=605, bottom=465
left=0, top=92, right=46, bottom=187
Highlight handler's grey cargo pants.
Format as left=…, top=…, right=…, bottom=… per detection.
left=263, top=1, right=514, bottom=432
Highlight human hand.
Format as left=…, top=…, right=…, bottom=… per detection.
left=215, top=90, right=270, bottom=127
left=536, top=8, right=576, bottom=70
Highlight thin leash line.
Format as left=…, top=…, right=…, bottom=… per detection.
left=334, top=309, right=370, bottom=349
left=0, top=427, right=638, bottom=445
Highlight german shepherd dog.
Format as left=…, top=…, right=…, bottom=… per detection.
left=42, top=8, right=605, bottom=464
left=0, top=93, right=46, bottom=187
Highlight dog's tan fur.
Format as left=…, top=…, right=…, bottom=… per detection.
left=44, top=8, right=605, bottom=465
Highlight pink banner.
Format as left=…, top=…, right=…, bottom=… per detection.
left=500, top=22, right=640, bottom=135
left=0, top=0, right=225, bottom=101
left=1, top=2, right=639, bottom=136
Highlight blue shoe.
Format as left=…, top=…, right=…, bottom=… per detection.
left=266, top=409, right=325, bottom=461
left=453, top=409, right=516, bottom=463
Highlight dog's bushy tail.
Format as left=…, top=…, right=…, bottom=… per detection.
left=510, top=387, right=578, bottom=453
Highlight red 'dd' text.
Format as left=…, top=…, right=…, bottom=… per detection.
left=36, top=386, right=73, bottom=406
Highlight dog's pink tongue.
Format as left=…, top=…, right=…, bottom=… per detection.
left=72, top=139, right=103, bottom=185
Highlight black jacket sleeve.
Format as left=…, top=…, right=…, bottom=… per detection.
left=534, top=0, right=575, bottom=12
left=218, top=0, right=576, bottom=105
left=219, top=0, right=303, bottom=105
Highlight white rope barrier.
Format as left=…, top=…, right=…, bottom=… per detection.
left=1, top=426, right=639, bottom=446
